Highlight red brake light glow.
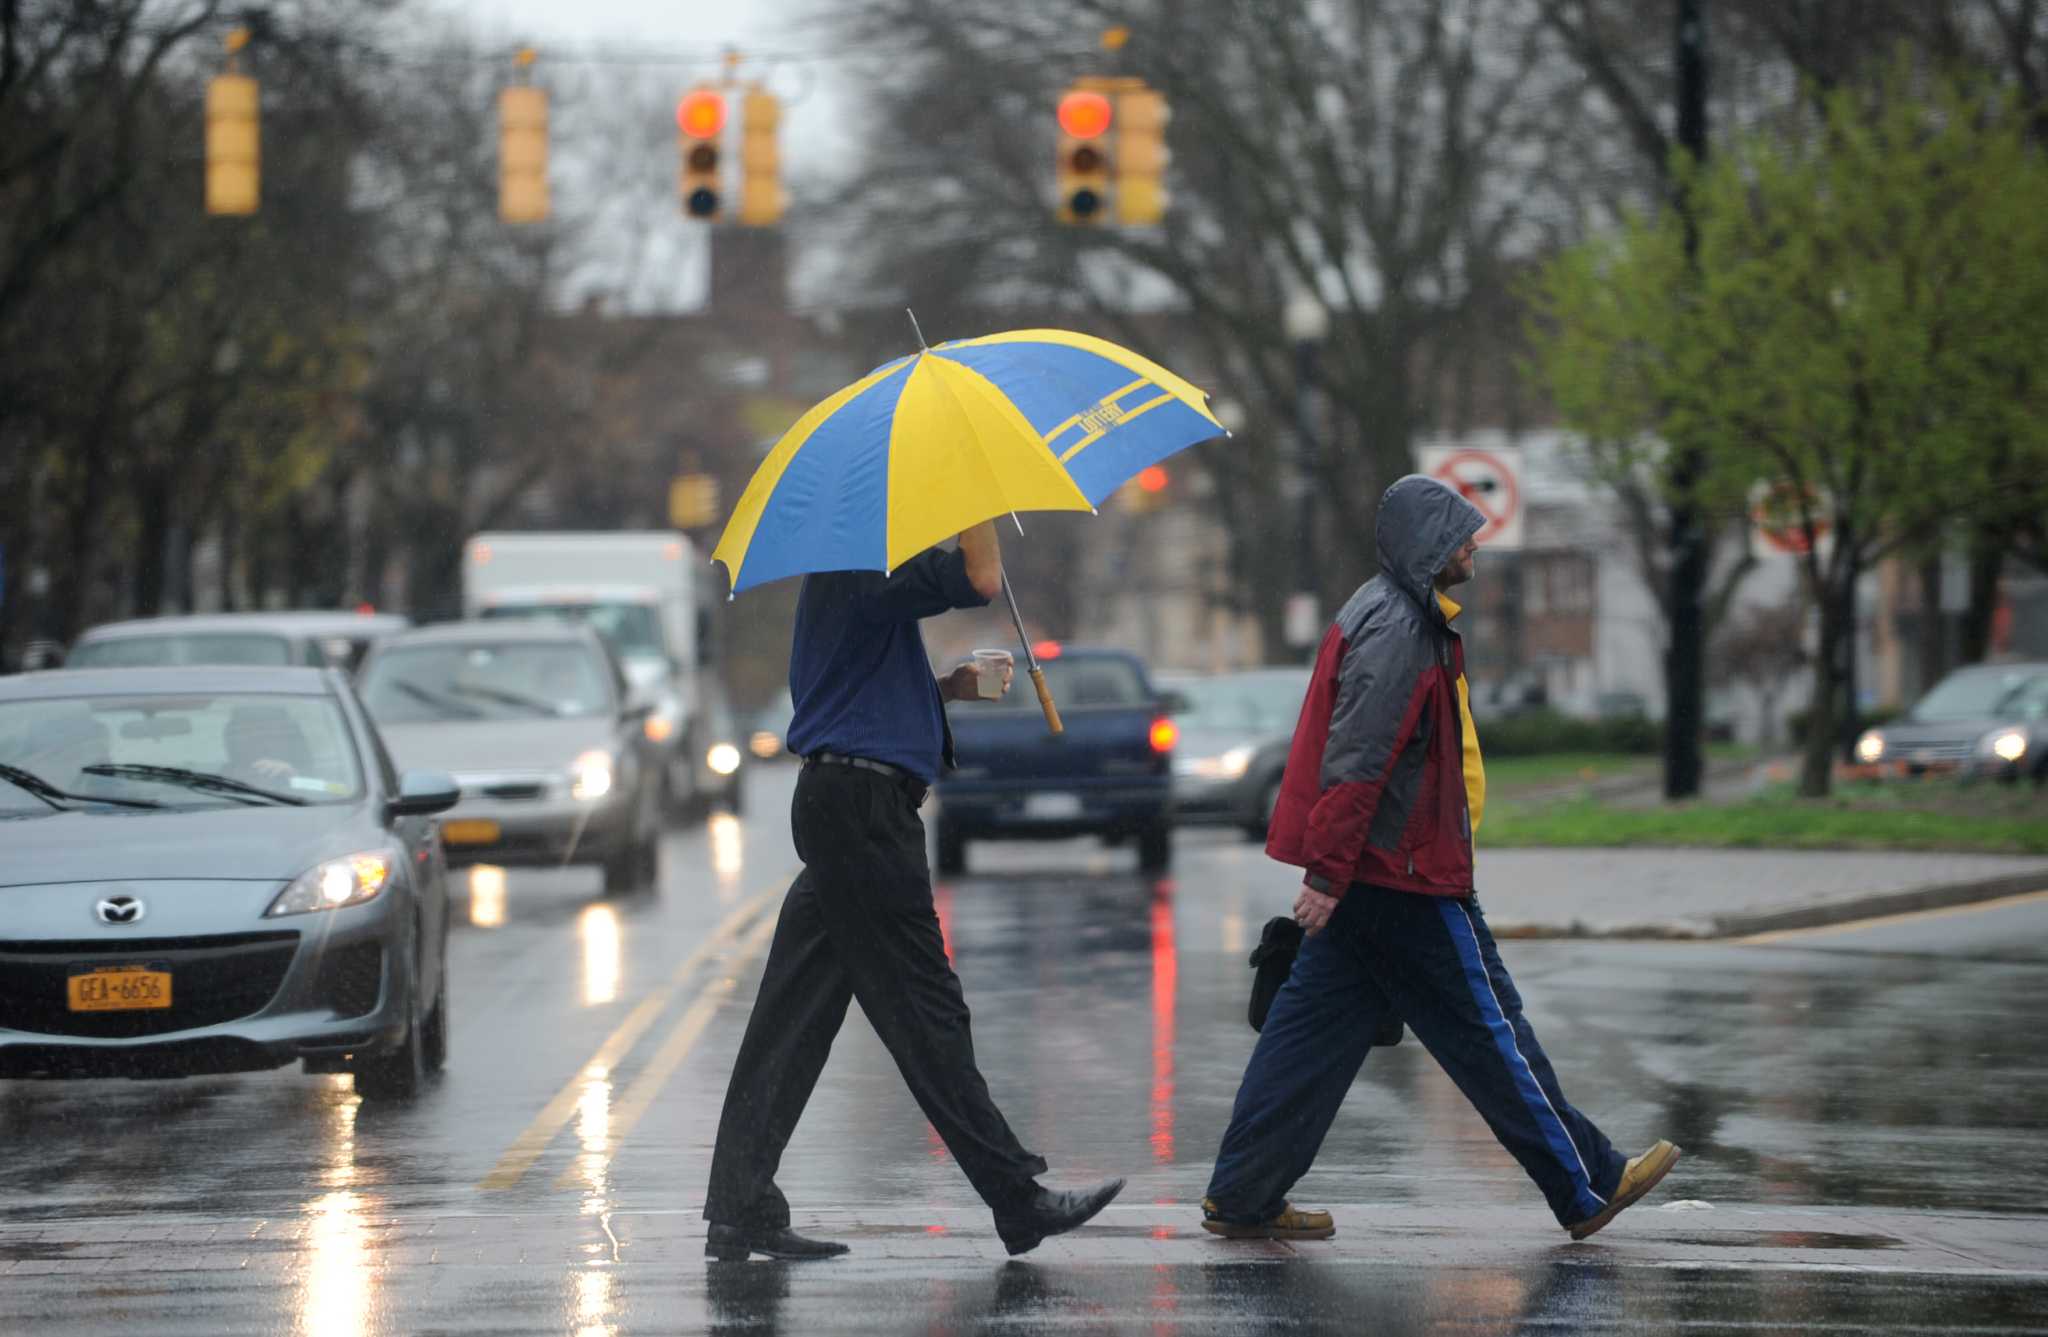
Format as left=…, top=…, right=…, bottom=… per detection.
left=1150, top=718, right=1178, bottom=753
left=1033, top=640, right=1062, bottom=661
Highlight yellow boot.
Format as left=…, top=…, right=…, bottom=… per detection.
left=1200, top=1198, right=1335, bottom=1240
left=1567, top=1140, right=1681, bottom=1241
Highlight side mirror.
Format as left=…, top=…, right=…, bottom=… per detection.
left=389, top=769, right=460, bottom=819
left=1158, top=690, right=1192, bottom=716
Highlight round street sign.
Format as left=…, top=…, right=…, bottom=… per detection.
left=1751, top=480, right=1828, bottom=556
left=1425, top=447, right=1522, bottom=548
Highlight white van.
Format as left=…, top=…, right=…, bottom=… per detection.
left=461, top=531, right=742, bottom=816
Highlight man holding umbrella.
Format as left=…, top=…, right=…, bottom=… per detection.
left=703, top=518, right=1124, bottom=1261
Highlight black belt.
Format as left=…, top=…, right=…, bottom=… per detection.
left=804, top=751, right=929, bottom=805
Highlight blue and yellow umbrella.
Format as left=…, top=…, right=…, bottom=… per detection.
left=712, top=325, right=1227, bottom=732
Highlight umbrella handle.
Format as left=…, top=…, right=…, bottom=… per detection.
left=1029, top=666, right=1064, bottom=735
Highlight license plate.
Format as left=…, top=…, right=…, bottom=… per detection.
left=1023, top=792, right=1084, bottom=820
left=441, top=819, right=501, bottom=845
left=68, top=965, right=172, bottom=1012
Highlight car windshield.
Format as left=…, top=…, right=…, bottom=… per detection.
left=1909, top=668, right=2048, bottom=723
left=480, top=601, right=664, bottom=659
left=69, top=632, right=296, bottom=668
left=981, top=655, right=1151, bottom=710
left=1172, top=672, right=1309, bottom=732
left=0, top=693, right=362, bottom=813
left=360, top=642, right=612, bottom=723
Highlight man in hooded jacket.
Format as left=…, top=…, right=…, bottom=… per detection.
left=1199, top=474, right=1679, bottom=1242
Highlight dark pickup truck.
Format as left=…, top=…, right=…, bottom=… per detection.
left=934, top=646, right=1180, bottom=876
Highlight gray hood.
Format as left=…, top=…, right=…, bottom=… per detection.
left=375, top=717, right=616, bottom=774
left=1375, top=474, right=1485, bottom=616
left=0, top=803, right=382, bottom=885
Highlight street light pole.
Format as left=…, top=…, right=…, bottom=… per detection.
left=1283, top=294, right=1330, bottom=659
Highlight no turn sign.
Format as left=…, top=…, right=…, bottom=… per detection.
left=1417, top=445, right=1524, bottom=550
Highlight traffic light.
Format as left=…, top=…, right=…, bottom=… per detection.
left=670, top=473, right=721, bottom=528
left=738, top=89, right=783, bottom=226
left=1055, top=88, right=1113, bottom=224
left=1119, top=465, right=1169, bottom=513
left=1115, top=87, right=1168, bottom=225
left=205, top=30, right=258, bottom=216
left=498, top=76, right=548, bottom=224
left=677, top=88, right=727, bottom=220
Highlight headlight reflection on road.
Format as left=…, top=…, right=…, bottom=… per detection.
left=298, top=1076, right=373, bottom=1337
left=573, top=1266, right=615, bottom=1337
left=580, top=904, right=622, bottom=1007
left=469, top=865, right=508, bottom=928
left=709, top=811, right=743, bottom=900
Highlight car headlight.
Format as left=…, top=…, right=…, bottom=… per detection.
left=1177, top=746, right=1257, bottom=781
left=1854, top=731, right=1885, bottom=764
left=707, top=743, right=742, bottom=776
left=266, top=852, right=393, bottom=916
left=570, top=750, right=615, bottom=801
left=1982, top=728, right=2028, bottom=763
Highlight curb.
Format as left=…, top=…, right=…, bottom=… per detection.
left=1489, top=868, right=2048, bottom=942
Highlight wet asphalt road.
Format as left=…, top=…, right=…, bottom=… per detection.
left=3, top=762, right=2047, bottom=1334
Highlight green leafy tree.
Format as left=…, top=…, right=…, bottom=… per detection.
left=1530, top=72, right=2048, bottom=796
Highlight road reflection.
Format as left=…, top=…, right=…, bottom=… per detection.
left=708, top=811, right=744, bottom=901
left=1150, top=880, right=1178, bottom=1166
left=571, top=1266, right=614, bottom=1337
left=580, top=904, right=622, bottom=1006
left=295, top=1076, right=373, bottom=1337
left=469, top=864, right=507, bottom=928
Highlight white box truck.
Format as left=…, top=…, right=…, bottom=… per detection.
left=461, top=531, right=743, bottom=816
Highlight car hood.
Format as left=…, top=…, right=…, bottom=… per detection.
left=375, top=717, right=617, bottom=775
left=0, top=803, right=381, bottom=887
left=1877, top=717, right=2008, bottom=748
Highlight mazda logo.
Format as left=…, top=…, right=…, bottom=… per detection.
left=95, top=896, right=146, bottom=926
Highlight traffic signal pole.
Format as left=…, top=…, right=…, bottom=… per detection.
left=1664, top=0, right=1709, bottom=799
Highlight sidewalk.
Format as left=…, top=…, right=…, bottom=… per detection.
left=1478, top=846, right=2048, bottom=938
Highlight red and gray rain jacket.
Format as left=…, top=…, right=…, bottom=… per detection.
left=1266, top=475, right=1487, bottom=899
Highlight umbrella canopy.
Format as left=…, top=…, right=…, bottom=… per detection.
left=712, top=329, right=1225, bottom=593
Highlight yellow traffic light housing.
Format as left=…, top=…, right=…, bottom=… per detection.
left=738, top=89, right=783, bottom=227
left=498, top=63, right=548, bottom=224
left=670, top=473, right=721, bottom=529
left=1055, top=88, right=1113, bottom=224
left=677, top=88, right=727, bottom=220
left=1114, top=87, right=1168, bottom=225
left=205, top=30, right=258, bottom=216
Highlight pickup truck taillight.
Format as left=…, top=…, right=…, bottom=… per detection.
left=1149, top=718, right=1178, bottom=753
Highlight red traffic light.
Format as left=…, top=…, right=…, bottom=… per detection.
left=677, top=89, right=727, bottom=139
left=1057, top=90, right=1113, bottom=140
left=1137, top=465, right=1169, bottom=493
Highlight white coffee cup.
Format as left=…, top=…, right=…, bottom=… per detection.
left=971, top=649, right=1014, bottom=700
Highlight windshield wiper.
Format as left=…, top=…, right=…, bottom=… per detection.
left=82, top=763, right=308, bottom=807
left=0, top=762, right=162, bottom=810
left=447, top=682, right=560, bottom=715
left=391, top=678, right=485, bottom=719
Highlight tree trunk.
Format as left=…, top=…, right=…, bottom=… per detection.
left=1958, top=527, right=2006, bottom=665
left=1798, top=589, right=1843, bottom=797
left=132, top=469, right=171, bottom=617
left=1916, top=552, right=1947, bottom=694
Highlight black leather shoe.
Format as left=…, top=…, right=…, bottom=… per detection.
left=992, top=1178, right=1125, bottom=1256
left=705, top=1223, right=850, bottom=1261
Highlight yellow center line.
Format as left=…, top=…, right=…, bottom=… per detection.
left=553, top=912, right=781, bottom=1190
left=477, top=879, right=789, bottom=1191
left=1729, top=887, right=2048, bottom=946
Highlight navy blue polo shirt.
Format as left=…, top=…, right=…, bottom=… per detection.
left=784, top=547, right=990, bottom=784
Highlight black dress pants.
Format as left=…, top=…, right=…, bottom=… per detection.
left=702, top=761, right=1047, bottom=1228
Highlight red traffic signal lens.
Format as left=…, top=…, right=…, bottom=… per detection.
left=686, top=143, right=719, bottom=172
left=677, top=89, right=727, bottom=139
left=1137, top=465, right=1168, bottom=493
left=685, top=186, right=720, bottom=217
left=1057, top=89, right=1113, bottom=140
left=1068, top=187, right=1103, bottom=218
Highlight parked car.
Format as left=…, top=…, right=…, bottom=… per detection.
left=355, top=621, right=662, bottom=892
left=68, top=610, right=409, bottom=673
left=1163, top=667, right=1309, bottom=840
left=936, top=645, right=1179, bottom=875
left=0, top=666, right=459, bottom=1100
left=1855, top=661, right=2048, bottom=783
